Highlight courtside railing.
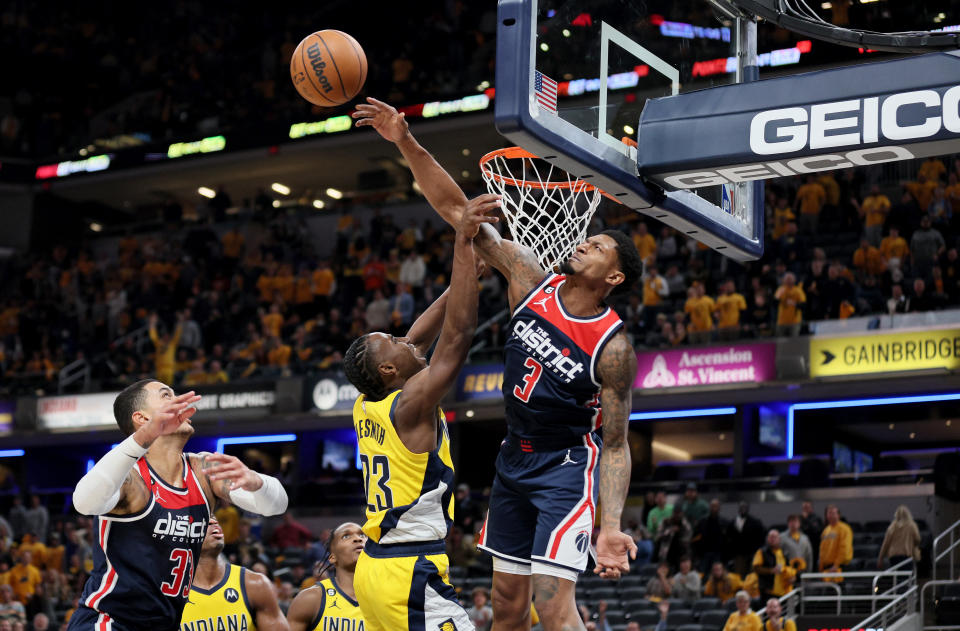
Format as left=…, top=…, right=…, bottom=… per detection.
left=933, top=517, right=960, bottom=584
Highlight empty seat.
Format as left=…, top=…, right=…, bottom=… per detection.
left=603, top=609, right=626, bottom=625
left=623, top=598, right=657, bottom=611
left=692, top=597, right=721, bottom=613
left=619, top=575, right=646, bottom=588
left=668, top=609, right=695, bottom=626
left=865, top=520, right=890, bottom=532
left=699, top=610, right=731, bottom=630
left=629, top=610, right=660, bottom=627
left=856, top=543, right=880, bottom=559
left=590, top=586, right=620, bottom=600
left=620, top=586, right=647, bottom=600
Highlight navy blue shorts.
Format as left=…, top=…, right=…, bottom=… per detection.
left=67, top=607, right=174, bottom=631
left=477, top=432, right=601, bottom=574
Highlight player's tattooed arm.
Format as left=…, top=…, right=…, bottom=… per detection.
left=246, top=569, right=290, bottom=630
left=193, top=453, right=234, bottom=500
left=472, top=220, right=547, bottom=312
left=595, top=332, right=639, bottom=578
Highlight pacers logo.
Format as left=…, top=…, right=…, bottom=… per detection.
left=438, top=619, right=458, bottom=631
left=223, top=588, right=239, bottom=603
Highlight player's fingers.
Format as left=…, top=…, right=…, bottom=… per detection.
left=173, top=391, right=198, bottom=403
left=366, top=97, right=391, bottom=109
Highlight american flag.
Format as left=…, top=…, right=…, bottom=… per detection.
left=534, top=71, right=558, bottom=114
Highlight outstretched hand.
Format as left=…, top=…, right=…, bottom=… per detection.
left=202, top=452, right=264, bottom=493
left=594, top=528, right=638, bottom=580
left=460, top=194, right=501, bottom=238
left=352, top=97, right=409, bottom=142
left=135, top=391, right=201, bottom=446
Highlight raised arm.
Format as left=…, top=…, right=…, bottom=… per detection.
left=404, top=289, right=450, bottom=357
left=353, top=98, right=547, bottom=308
left=192, top=451, right=288, bottom=516
left=392, top=203, right=489, bottom=452
left=73, top=391, right=201, bottom=516
left=594, top=332, right=639, bottom=579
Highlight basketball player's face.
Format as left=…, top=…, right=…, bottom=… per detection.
left=371, top=333, right=427, bottom=379
left=142, top=381, right=195, bottom=437
left=561, top=235, right=621, bottom=287
left=330, top=523, right=366, bottom=571
left=202, top=518, right=225, bottom=556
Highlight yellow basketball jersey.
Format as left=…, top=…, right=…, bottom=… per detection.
left=353, top=389, right=455, bottom=545
left=309, top=577, right=365, bottom=631
left=181, top=564, right=255, bottom=631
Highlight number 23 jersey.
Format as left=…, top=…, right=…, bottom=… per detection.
left=353, top=390, right=455, bottom=545
left=504, top=274, right=623, bottom=443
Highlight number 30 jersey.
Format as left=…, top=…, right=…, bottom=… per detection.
left=353, top=390, right=455, bottom=546
left=504, top=274, right=623, bottom=445
left=78, top=455, right=210, bottom=631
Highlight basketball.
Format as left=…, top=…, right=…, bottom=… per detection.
left=290, top=30, right=367, bottom=107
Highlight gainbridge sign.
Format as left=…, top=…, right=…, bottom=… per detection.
left=809, top=328, right=960, bottom=377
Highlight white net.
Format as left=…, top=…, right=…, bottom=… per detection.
left=480, top=148, right=603, bottom=271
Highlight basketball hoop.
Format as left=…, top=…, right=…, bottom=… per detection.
left=479, top=147, right=618, bottom=271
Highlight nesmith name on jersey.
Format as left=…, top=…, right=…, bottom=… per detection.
left=154, top=514, right=206, bottom=543
left=513, top=319, right=585, bottom=382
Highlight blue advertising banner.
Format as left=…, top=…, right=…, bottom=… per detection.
left=456, top=364, right=504, bottom=401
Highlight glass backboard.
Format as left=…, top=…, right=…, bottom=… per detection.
left=495, top=0, right=766, bottom=260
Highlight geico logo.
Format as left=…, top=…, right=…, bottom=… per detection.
left=750, top=86, right=960, bottom=155
left=154, top=516, right=206, bottom=539
left=662, top=146, right=915, bottom=189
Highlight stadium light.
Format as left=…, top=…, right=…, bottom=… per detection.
left=271, top=182, right=291, bottom=195
left=89, top=223, right=103, bottom=232
left=197, top=187, right=216, bottom=199
left=312, top=199, right=325, bottom=209
left=786, top=392, right=960, bottom=459
left=630, top=407, right=737, bottom=421
left=325, top=187, right=343, bottom=200
left=215, top=433, right=297, bottom=453
left=0, top=449, right=25, bottom=458
left=651, top=440, right=691, bottom=460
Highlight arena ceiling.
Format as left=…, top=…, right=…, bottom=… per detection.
left=38, top=114, right=501, bottom=213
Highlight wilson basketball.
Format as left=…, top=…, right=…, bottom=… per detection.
left=290, top=30, right=367, bottom=107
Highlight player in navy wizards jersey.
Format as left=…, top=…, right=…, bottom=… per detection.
left=69, top=380, right=289, bottom=631
left=356, top=98, right=643, bottom=631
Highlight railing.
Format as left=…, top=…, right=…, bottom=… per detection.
left=921, top=580, right=960, bottom=631
left=756, top=588, right=801, bottom=622
left=800, top=566, right=916, bottom=618
left=57, top=358, right=90, bottom=394
left=467, top=308, right=509, bottom=360
left=850, top=585, right=918, bottom=631
left=933, top=517, right=960, bottom=584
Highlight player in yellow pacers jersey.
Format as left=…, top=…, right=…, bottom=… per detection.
left=343, top=198, right=495, bottom=631
left=180, top=518, right=287, bottom=631
left=287, top=522, right=366, bottom=631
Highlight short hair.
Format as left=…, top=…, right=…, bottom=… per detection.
left=113, top=379, right=156, bottom=436
left=736, top=590, right=751, bottom=601
left=343, top=334, right=389, bottom=401
left=600, top=229, right=644, bottom=295
left=787, top=514, right=801, bottom=522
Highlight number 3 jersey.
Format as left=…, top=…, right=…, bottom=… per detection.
left=78, top=455, right=210, bottom=630
left=504, top=274, right=623, bottom=445
left=353, top=390, right=455, bottom=546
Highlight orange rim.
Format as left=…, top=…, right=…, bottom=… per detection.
left=478, top=147, right=621, bottom=203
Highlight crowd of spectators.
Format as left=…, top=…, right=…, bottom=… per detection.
left=3, top=155, right=960, bottom=395
left=2, top=0, right=941, bottom=161
left=0, top=483, right=926, bottom=631
left=0, top=1, right=498, bottom=158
